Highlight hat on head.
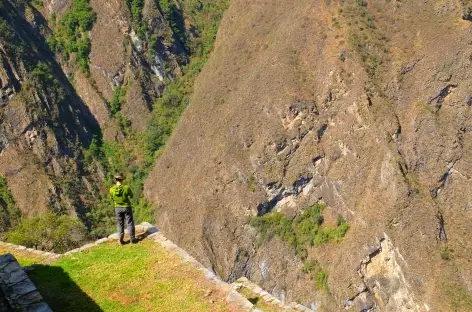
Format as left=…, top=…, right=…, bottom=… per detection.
left=114, top=173, right=125, bottom=180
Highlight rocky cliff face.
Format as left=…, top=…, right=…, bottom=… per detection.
left=144, top=0, right=472, bottom=310
left=0, top=0, right=102, bottom=219
left=43, top=0, right=185, bottom=137
left=0, top=0, right=187, bottom=229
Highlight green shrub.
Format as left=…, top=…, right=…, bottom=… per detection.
left=158, top=0, right=187, bottom=48
left=343, top=0, right=388, bottom=80
left=248, top=212, right=294, bottom=242
left=132, top=197, right=155, bottom=224
left=246, top=175, right=257, bottom=192
left=462, top=0, right=472, bottom=20
left=30, top=61, right=64, bottom=102
left=248, top=203, right=349, bottom=258
left=302, top=259, right=318, bottom=273
left=84, top=197, right=115, bottom=238
left=48, top=0, right=96, bottom=73
left=83, top=135, right=103, bottom=165
left=0, top=177, right=21, bottom=234
left=6, top=212, right=87, bottom=252
left=316, top=270, right=329, bottom=291
left=127, top=0, right=146, bottom=38
left=107, top=81, right=130, bottom=122
left=146, top=85, right=186, bottom=158
left=440, top=246, right=453, bottom=261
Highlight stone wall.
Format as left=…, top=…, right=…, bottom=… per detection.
left=0, top=254, right=51, bottom=312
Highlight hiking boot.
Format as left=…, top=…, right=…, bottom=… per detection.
left=131, top=238, right=138, bottom=244
left=119, top=239, right=126, bottom=245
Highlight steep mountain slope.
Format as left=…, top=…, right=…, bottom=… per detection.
left=42, top=0, right=185, bottom=136
left=145, top=0, right=472, bottom=310
left=0, top=0, right=228, bottom=239
left=0, top=0, right=102, bottom=220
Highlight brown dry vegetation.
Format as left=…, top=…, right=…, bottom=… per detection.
left=145, top=0, right=472, bottom=310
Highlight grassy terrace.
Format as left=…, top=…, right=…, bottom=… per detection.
left=0, top=240, right=237, bottom=312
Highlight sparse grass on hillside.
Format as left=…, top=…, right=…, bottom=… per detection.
left=28, top=240, right=235, bottom=312
left=248, top=203, right=349, bottom=260
left=341, top=0, right=389, bottom=84
left=5, top=212, right=87, bottom=253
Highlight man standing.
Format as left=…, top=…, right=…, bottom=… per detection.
left=110, top=173, right=137, bottom=244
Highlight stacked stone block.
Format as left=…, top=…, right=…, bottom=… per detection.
left=0, top=254, right=51, bottom=312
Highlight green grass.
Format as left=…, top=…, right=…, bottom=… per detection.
left=28, top=240, right=233, bottom=312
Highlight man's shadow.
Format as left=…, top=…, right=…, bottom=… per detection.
left=27, top=265, right=103, bottom=312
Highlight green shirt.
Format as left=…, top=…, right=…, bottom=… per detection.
left=109, top=184, right=133, bottom=208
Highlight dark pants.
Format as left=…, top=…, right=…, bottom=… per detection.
left=115, top=207, right=135, bottom=241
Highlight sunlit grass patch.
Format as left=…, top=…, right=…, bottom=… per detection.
left=28, top=240, right=233, bottom=312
